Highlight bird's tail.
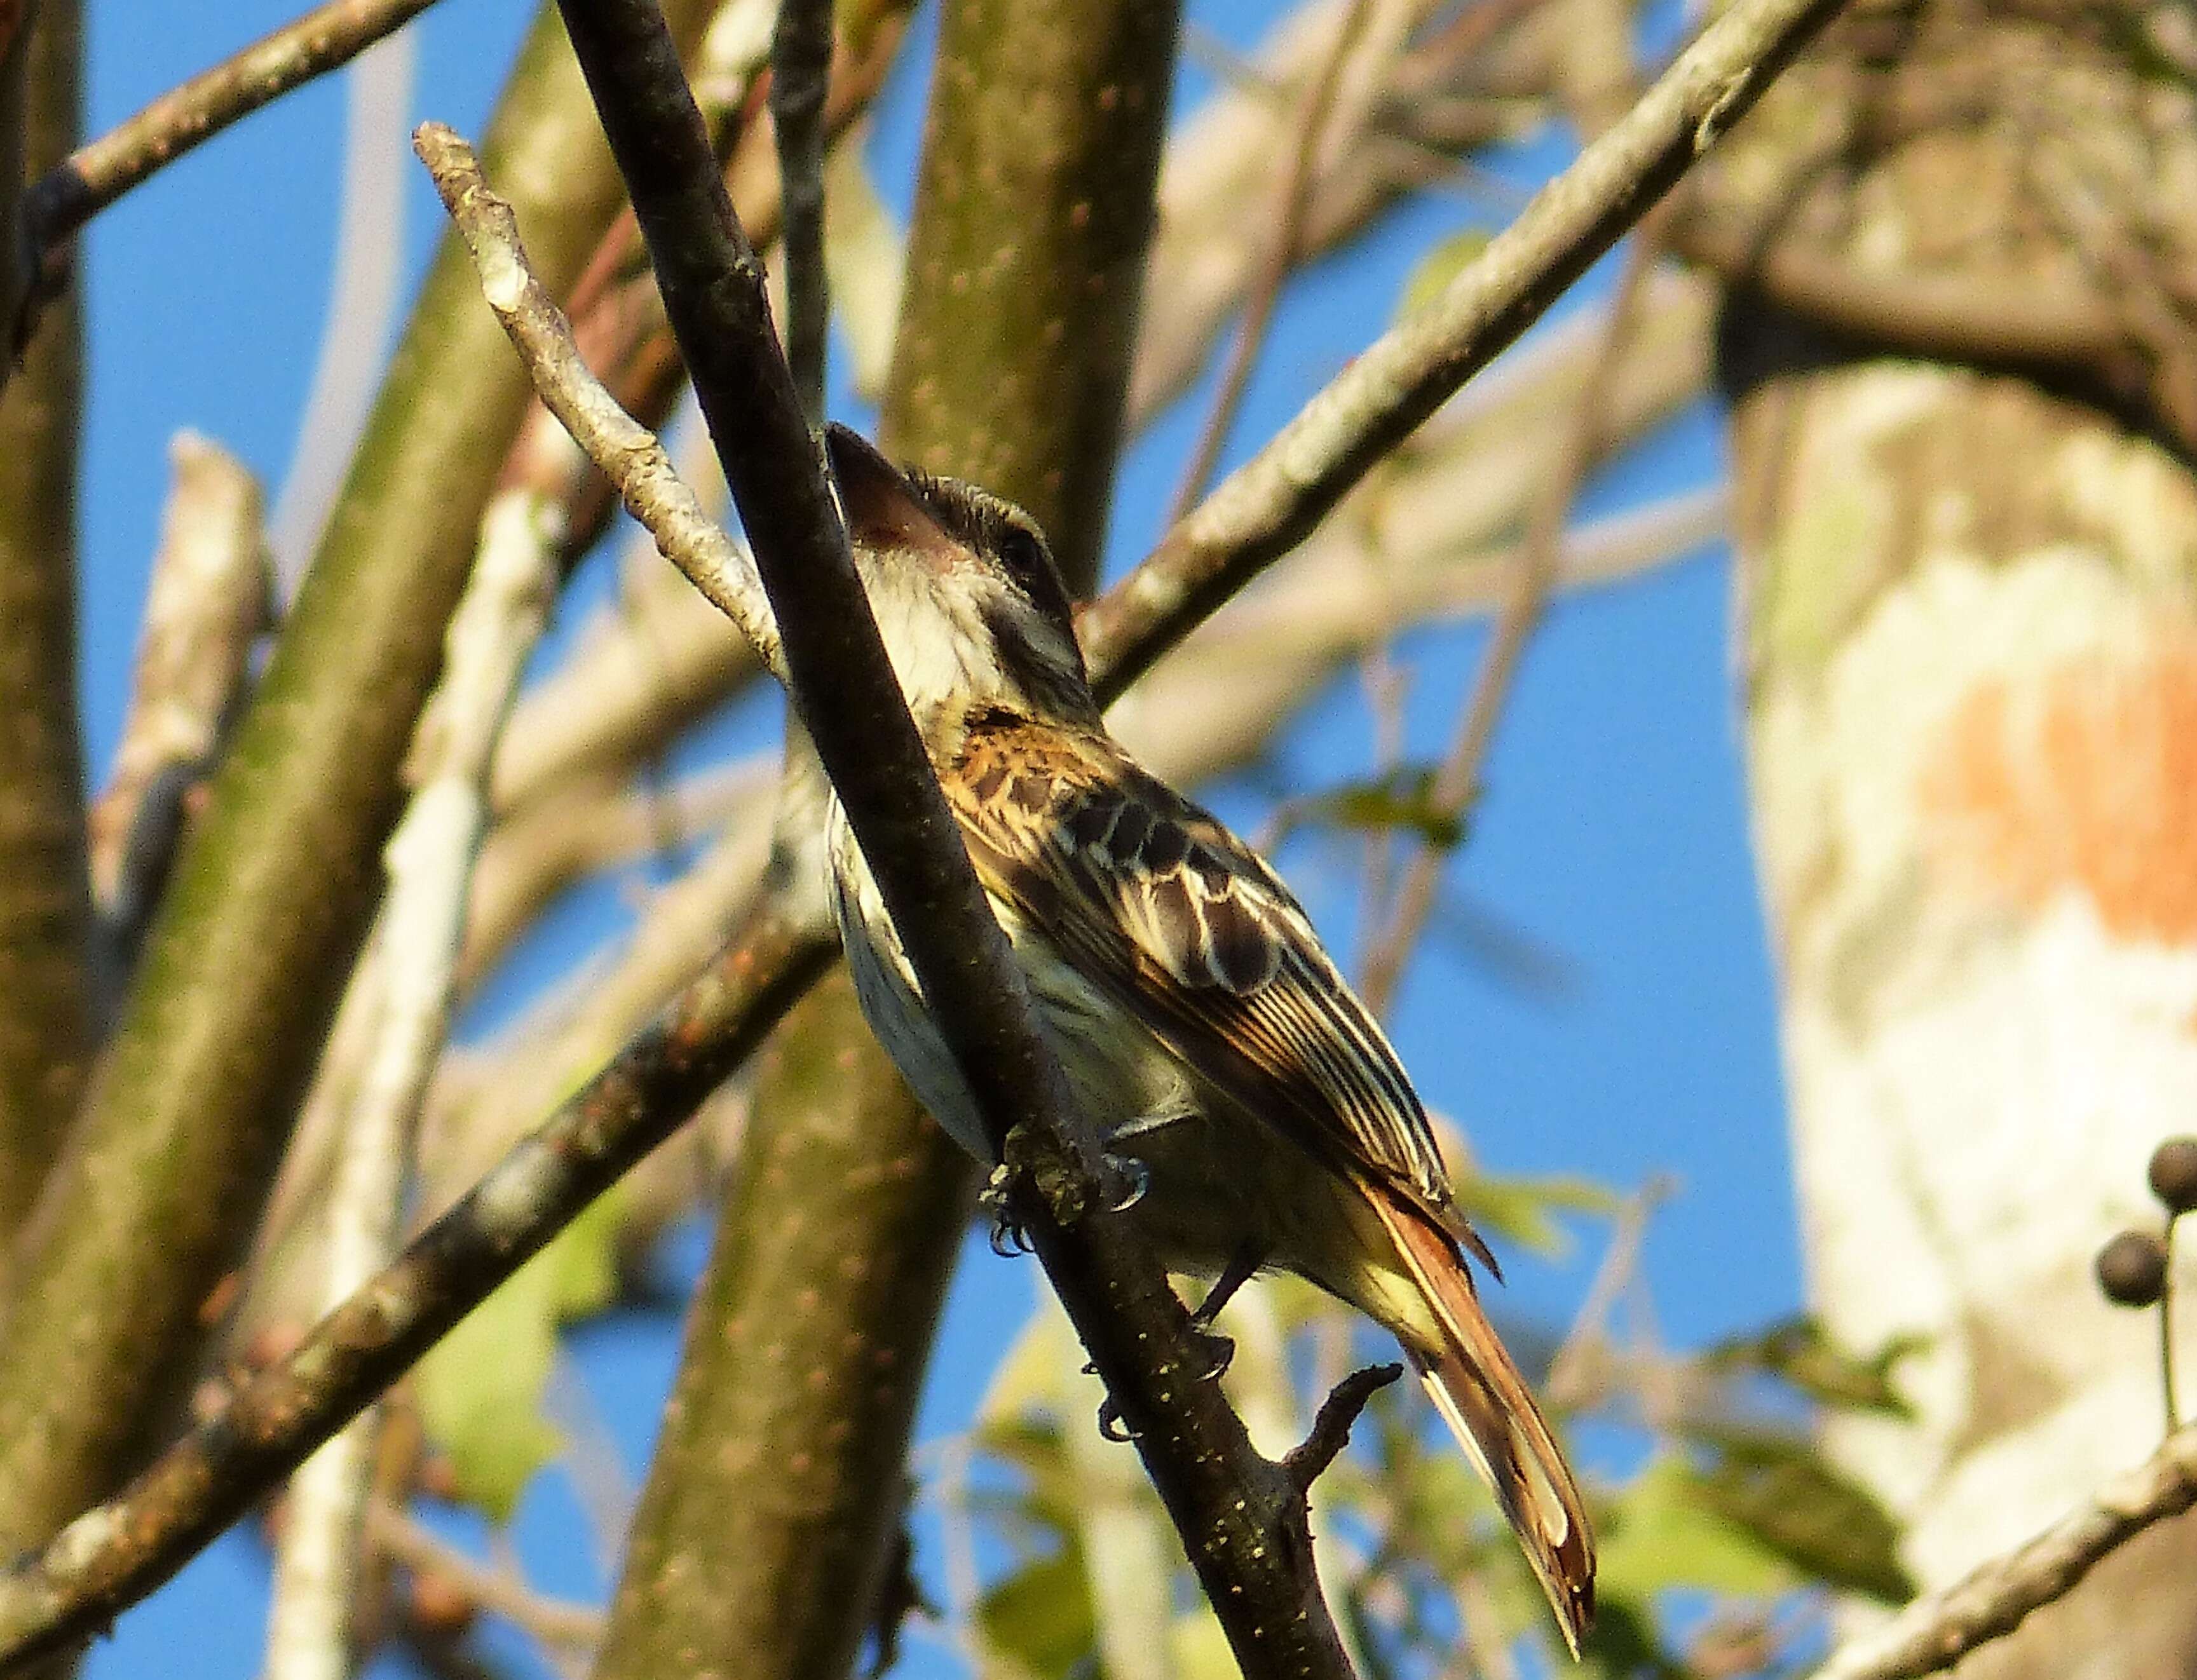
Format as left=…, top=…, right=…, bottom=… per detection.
left=1371, top=1190, right=1595, bottom=1656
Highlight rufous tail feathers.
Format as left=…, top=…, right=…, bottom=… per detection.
left=1373, top=1191, right=1596, bottom=1657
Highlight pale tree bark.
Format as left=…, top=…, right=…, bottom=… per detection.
left=1703, top=3, right=2197, bottom=1670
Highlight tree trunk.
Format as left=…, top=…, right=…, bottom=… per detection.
left=1706, top=4, right=2197, bottom=1668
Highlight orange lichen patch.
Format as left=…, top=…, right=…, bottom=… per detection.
left=1920, top=639, right=2197, bottom=943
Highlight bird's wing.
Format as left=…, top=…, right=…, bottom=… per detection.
left=949, top=717, right=1462, bottom=1228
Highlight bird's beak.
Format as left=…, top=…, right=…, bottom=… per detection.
left=824, top=423, right=960, bottom=573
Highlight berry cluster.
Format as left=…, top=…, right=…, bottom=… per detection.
left=2096, top=1138, right=2197, bottom=1309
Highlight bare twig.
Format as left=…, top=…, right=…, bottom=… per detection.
left=25, top=0, right=441, bottom=249
left=1809, top=1426, right=2197, bottom=1680
left=1166, top=0, right=1380, bottom=524
left=1357, top=219, right=1663, bottom=1013
left=518, top=0, right=1361, bottom=1663
left=369, top=1503, right=602, bottom=1652
left=769, top=0, right=833, bottom=421
left=416, top=124, right=785, bottom=681
left=1542, top=1174, right=1672, bottom=1412
left=88, top=433, right=266, bottom=962
left=1282, top=1364, right=1404, bottom=1493
left=264, top=485, right=557, bottom=1680
left=1077, top=0, right=1847, bottom=704
left=0, top=903, right=835, bottom=1669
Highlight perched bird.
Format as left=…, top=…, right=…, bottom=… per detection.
left=819, top=423, right=1595, bottom=1652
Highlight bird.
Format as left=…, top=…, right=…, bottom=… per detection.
left=817, top=421, right=1595, bottom=1653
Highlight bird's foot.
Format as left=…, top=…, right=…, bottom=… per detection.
left=981, top=1163, right=1031, bottom=1257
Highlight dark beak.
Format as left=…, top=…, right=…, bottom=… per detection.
left=824, top=423, right=956, bottom=566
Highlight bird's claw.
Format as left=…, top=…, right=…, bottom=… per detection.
left=1190, top=1326, right=1235, bottom=1383
left=1096, top=1396, right=1134, bottom=1442
left=981, top=1163, right=1031, bottom=1256
left=1099, top=1151, right=1149, bottom=1214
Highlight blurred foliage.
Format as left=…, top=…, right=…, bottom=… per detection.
left=1270, top=764, right=1469, bottom=854
left=937, top=1173, right=1919, bottom=1680
left=1457, top=1168, right=1619, bottom=1259
left=415, top=1186, right=627, bottom=1519
left=1701, top=1316, right=1920, bottom=1418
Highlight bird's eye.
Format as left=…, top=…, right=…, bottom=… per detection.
left=996, top=526, right=1047, bottom=592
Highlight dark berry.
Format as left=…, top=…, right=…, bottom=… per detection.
left=2097, top=1230, right=2170, bottom=1308
left=2149, top=1137, right=2197, bottom=1216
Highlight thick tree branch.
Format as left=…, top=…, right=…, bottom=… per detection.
left=0, top=903, right=834, bottom=1669
left=1811, top=1426, right=2197, bottom=1680
left=0, top=0, right=90, bottom=1245
left=880, top=0, right=1181, bottom=577
left=0, top=0, right=721, bottom=1579
left=1075, top=0, right=1847, bottom=702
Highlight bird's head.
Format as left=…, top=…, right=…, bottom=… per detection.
left=824, top=423, right=1094, bottom=734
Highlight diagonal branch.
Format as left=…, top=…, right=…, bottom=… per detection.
left=531, top=0, right=1364, bottom=1666
left=1810, top=1425, right=2197, bottom=1680
left=1076, top=0, right=1847, bottom=704
left=25, top=0, right=441, bottom=243
left=0, top=900, right=835, bottom=1670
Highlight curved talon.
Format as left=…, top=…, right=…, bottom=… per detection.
left=1192, top=1329, right=1235, bottom=1383
left=1101, top=1151, right=1150, bottom=1213
left=1097, top=1397, right=1133, bottom=1442
left=979, top=1163, right=1031, bottom=1256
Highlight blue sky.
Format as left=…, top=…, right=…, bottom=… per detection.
left=72, top=1, right=1796, bottom=1673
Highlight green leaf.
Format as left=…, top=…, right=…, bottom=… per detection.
left=1275, top=764, right=1466, bottom=852
left=1397, top=229, right=1494, bottom=322
left=416, top=1187, right=625, bottom=1520
left=1455, top=1170, right=1620, bottom=1259
left=1685, top=1426, right=1915, bottom=1604
left=976, top=1547, right=1096, bottom=1680
left=1701, top=1315, right=1919, bottom=1416
left=1595, top=1455, right=1792, bottom=1604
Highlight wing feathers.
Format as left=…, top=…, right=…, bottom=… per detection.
left=949, top=723, right=1452, bottom=1212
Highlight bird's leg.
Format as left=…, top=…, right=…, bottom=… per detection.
left=1192, top=1239, right=1265, bottom=1331
left=1183, top=1239, right=1265, bottom=1383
